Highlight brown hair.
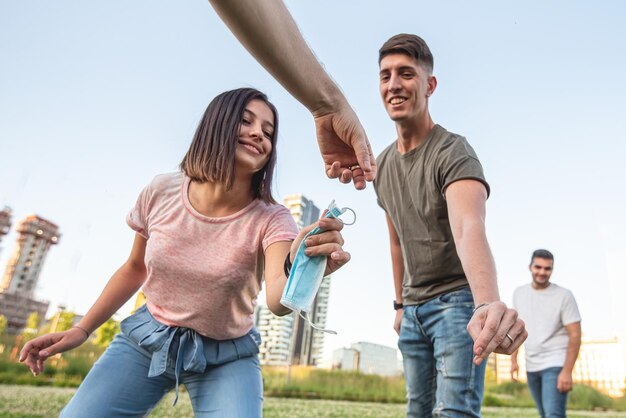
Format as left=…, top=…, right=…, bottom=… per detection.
left=180, top=88, right=278, bottom=204
left=379, top=34, right=434, bottom=74
left=531, top=249, right=554, bottom=263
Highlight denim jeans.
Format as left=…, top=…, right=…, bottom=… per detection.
left=526, top=367, right=568, bottom=418
left=60, top=305, right=263, bottom=418
left=398, top=286, right=486, bottom=418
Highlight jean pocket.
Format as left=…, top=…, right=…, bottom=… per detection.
left=437, top=286, right=473, bottom=304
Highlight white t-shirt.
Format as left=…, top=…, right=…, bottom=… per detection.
left=513, top=283, right=581, bottom=372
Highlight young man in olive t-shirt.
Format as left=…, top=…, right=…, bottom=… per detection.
left=372, top=34, right=527, bottom=417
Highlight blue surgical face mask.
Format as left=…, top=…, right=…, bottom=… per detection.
left=280, top=200, right=355, bottom=334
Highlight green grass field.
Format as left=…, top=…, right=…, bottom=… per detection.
left=2, top=385, right=626, bottom=418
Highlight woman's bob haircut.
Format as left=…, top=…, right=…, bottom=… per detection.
left=180, top=88, right=279, bottom=204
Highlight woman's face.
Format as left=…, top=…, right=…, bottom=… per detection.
left=234, top=99, right=275, bottom=175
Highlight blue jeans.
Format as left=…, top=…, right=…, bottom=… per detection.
left=527, top=367, right=568, bottom=418
left=60, top=305, right=263, bottom=418
left=399, top=286, right=486, bottom=418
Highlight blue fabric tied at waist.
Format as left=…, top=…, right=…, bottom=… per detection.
left=120, top=305, right=260, bottom=406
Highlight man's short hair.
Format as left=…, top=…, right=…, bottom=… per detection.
left=531, top=249, right=554, bottom=263
left=379, top=34, right=434, bottom=74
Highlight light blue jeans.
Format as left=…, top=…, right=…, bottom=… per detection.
left=60, top=305, right=263, bottom=418
left=399, top=286, right=486, bottom=418
left=527, top=367, right=568, bottom=418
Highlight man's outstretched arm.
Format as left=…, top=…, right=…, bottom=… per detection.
left=208, top=0, right=376, bottom=189
left=446, top=179, right=527, bottom=365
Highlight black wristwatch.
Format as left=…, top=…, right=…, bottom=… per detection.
left=393, top=300, right=404, bottom=310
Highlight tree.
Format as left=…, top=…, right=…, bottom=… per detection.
left=94, top=318, right=120, bottom=348
left=0, top=314, right=7, bottom=335
left=56, top=311, right=76, bottom=332
left=21, top=312, right=40, bottom=341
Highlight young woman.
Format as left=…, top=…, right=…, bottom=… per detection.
left=19, top=88, right=351, bottom=417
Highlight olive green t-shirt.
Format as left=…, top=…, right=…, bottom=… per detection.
left=373, top=124, right=490, bottom=305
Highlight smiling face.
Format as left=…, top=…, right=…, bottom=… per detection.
left=235, top=99, right=275, bottom=175
left=529, top=257, right=554, bottom=289
left=379, top=53, right=435, bottom=125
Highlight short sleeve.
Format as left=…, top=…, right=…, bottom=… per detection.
left=262, top=206, right=298, bottom=251
left=512, top=288, right=520, bottom=310
left=126, top=183, right=152, bottom=239
left=437, top=137, right=490, bottom=198
left=373, top=182, right=387, bottom=212
left=561, top=290, right=582, bottom=326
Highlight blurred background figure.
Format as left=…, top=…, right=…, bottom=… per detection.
left=512, top=249, right=582, bottom=418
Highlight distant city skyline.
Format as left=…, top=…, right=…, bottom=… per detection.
left=2, top=1, right=626, bottom=363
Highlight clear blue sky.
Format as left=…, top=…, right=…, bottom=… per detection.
left=1, top=1, right=625, bottom=361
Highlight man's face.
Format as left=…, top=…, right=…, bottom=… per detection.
left=529, top=257, right=554, bottom=289
left=379, top=53, right=434, bottom=124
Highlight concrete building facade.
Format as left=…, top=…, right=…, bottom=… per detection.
left=255, top=305, right=294, bottom=366
left=332, top=341, right=401, bottom=376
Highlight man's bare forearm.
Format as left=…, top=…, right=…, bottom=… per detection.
left=455, top=221, right=500, bottom=306
left=563, top=323, right=582, bottom=373
left=208, top=0, right=344, bottom=115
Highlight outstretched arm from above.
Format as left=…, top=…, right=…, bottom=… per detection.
left=208, top=0, right=376, bottom=189
left=446, top=179, right=527, bottom=365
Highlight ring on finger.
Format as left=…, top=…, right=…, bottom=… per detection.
left=505, top=333, right=514, bottom=345
left=349, top=164, right=360, bottom=171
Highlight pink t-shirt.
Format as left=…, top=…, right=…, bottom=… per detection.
left=126, top=172, right=298, bottom=340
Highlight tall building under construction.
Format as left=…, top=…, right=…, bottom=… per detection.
left=0, top=214, right=59, bottom=333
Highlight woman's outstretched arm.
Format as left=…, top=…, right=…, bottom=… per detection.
left=19, top=233, right=148, bottom=375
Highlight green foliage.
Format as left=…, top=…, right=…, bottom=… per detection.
left=487, top=381, right=529, bottom=396
left=1, top=385, right=625, bottom=418
left=0, top=342, right=624, bottom=414
left=263, top=367, right=406, bottom=403
left=20, top=313, right=40, bottom=341
left=569, top=384, right=614, bottom=411
left=94, top=319, right=120, bottom=348
left=0, top=315, right=7, bottom=335
left=56, top=312, right=75, bottom=333
left=482, top=393, right=506, bottom=407
left=614, top=395, right=626, bottom=411
left=25, top=313, right=40, bottom=330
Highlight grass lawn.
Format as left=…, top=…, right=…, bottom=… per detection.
left=1, top=385, right=626, bottom=418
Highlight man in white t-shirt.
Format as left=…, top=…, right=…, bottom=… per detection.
left=511, top=249, right=582, bottom=418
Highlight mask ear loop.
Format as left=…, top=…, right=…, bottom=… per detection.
left=337, top=207, right=356, bottom=226
left=299, top=311, right=337, bottom=335
left=295, top=202, right=353, bottom=336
